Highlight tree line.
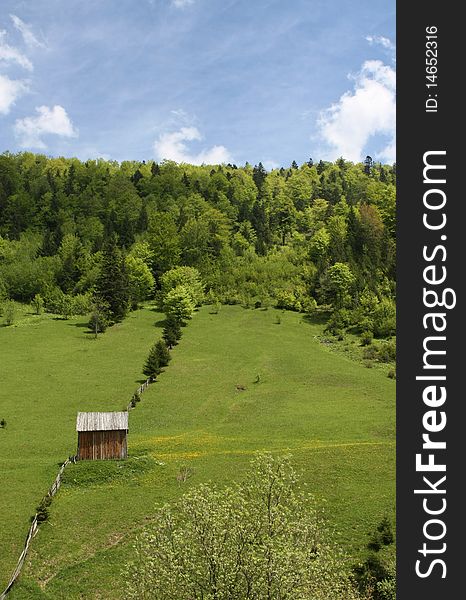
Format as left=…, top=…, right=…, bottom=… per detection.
left=0, top=152, right=395, bottom=340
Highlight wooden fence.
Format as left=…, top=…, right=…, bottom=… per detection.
left=1, top=374, right=154, bottom=597
left=0, top=455, right=76, bottom=600
left=126, top=376, right=152, bottom=411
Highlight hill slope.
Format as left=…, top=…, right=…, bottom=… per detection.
left=3, top=306, right=395, bottom=599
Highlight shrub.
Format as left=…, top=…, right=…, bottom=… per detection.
left=276, top=289, right=301, bottom=311
left=324, top=309, right=351, bottom=336
left=360, top=330, right=373, bottom=346
left=32, top=293, right=44, bottom=315
left=3, top=300, right=16, bottom=326
left=363, top=341, right=396, bottom=364
left=36, top=495, right=52, bottom=523
left=353, top=517, right=396, bottom=600
left=130, top=392, right=141, bottom=408
left=376, top=340, right=396, bottom=363
left=71, top=293, right=92, bottom=315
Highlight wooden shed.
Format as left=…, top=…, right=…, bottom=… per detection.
left=76, top=412, right=128, bottom=460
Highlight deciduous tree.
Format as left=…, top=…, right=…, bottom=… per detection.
left=124, top=453, right=360, bottom=600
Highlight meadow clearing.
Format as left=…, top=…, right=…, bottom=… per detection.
left=0, top=304, right=395, bottom=599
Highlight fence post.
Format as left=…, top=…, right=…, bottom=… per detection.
left=0, top=456, right=76, bottom=599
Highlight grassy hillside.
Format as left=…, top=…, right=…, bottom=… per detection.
left=0, top=307, right=160, bottom=590
left=2, top=306, right=395, bottom=599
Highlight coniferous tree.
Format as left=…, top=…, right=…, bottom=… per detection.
left=154, top=340, right=171, bottom=368
left=131, top=168, right=143, bottom=186
left=364, top=155, right=373, bottom=176
left=252, top=162, right=267, bottom=190
left=143, top=340, right=170, bottom=379
left=143, top=344, right=162, bottom=379
left=95, top=235, right=130, bottom=323
left=162, top=316, right=181, bottom=348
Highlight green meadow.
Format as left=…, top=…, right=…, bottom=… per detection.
left=0, top=305, right=395, bottom=599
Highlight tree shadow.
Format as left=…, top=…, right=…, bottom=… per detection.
left=68, top=321, right=90, bottom=328
left=302, top=311, right=330, bottom=326
left=154, top=318, right=167, bottom=329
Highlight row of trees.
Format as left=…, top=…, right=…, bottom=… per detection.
left=142, top=267, right=203, bottom=380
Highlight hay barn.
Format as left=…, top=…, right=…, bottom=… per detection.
left=76, top=411, right=128, bottom=460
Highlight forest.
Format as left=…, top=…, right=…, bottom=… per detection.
left=0, top=152, right=395, bottom=344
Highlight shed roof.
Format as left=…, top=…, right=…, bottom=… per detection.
left=76, top=411, right=128, bottom=432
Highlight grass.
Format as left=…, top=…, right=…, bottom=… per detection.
left=1, top=305, right=395, bottom=599
left=0, top=305, right=161, bottom=590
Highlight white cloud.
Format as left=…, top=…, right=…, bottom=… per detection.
left=75, top=146, right=111, bottom=162
left=171, top=0, right=195, bottom=8
left=366, top=35, right=395, bottom=53
left=10, top=14, right=45, bottom=49
left=0, top=73, right=28, bottom=114
left=317, top=60, right=396, bottom=163
left=0, top=30, right=33, bottom=70
left=154, top=126, right=232, bottom=165
left=263, top=160, right=279, bottom=171
left=14, top=105, right=78, bottom=148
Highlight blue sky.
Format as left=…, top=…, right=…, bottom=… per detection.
left=0, top=0, right=395, bottom=166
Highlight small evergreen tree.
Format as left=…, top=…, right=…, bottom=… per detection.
left=143, top=340, right=171, bottom=380
left=162, top=315, right=182, bottom=348
left=95, top=235, right=130, bottom=323
left=130, top=391, right=141, bottom=408
left=143, top=345, right=161, bottom=380
left=154, top=340, right=171, bottom=368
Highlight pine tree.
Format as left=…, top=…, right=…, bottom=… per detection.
left=364, top=155, right=373, bottom=176
left=163, top=315, right=182, bottom=348
left=154, top=340, right=171, bottom=368
left=252, top=162, right=267, bottom=190
left=131, top=168, right=143, bottom=186
left=143, top=340, right=171, bottom=379
left=143, top=345, right=162, bottom=379
left=95, top=235, right=130, bottom=323
left=316, top=159, right=326, bottom=175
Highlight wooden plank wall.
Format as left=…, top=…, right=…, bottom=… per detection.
left=77, top=430, right=127, bottom=460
